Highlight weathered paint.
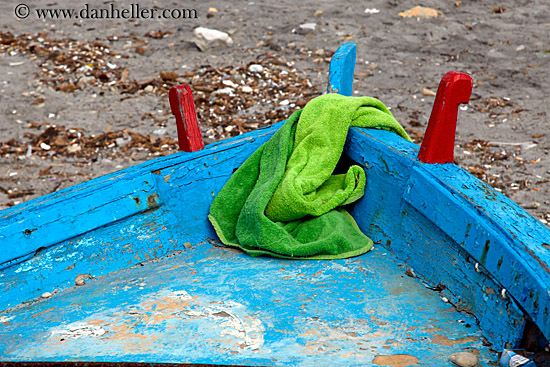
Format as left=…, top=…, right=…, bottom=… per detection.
left=169, top=85, right=205, bottom=152
left=0, top=174, right=161, bottom=269
left=344, top=128, right=528, bottom=349
left=0, top=126, right=278, bottom=311
left=404, top=164, right=550, bottom=341
left=0, top=42, right=549, bottom=364
left=327, top=42, right=356, bottom=96
left=0, top=242, right=497, bottom=365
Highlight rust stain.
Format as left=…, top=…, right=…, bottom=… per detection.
left=23, top=228, right=37, bottom=236
left=31, top=307, right=56, bottom=318
left=147, top=193, right=159, bottom=208
left=430, top=334, right=478, bottom=346
left=497, top=256, right=503, bottom=271
left=372, top=354, right=419, bottom=366
left=480, top=240, right=490, bottom=265
left=152, top=169, right=161, bottom=175
left=132, top=197, right=141, bottom=205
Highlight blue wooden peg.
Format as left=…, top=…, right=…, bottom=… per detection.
left=327, top=43, right=356, bottom=96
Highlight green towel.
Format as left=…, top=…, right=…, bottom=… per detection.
left=208, top=93, right=411, bottom=259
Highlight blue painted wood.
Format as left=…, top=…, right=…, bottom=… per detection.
left=0, top=174, right=161, bottom=269
left=0, top=124, right=280, bottom=311
left=404, top=165, right=550, bottom=328
left=344, top=128, right=528, bottom=349
left=327, top=43, right=356, bottom=96
left=1, top=42, right=550, bottom=364
left=0, top=242, right=497, bottom=365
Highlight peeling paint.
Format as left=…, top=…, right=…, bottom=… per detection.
left=0, top=242, right=497, bottom=364
left=372, top=354, right=419, bottom=366
left=1, top=55, right=545, bottom=363
left=50, top=323, right=106, bottom=340
left=0, top=315, right=14, bottom=323
left=31, top=307, right=56, bottom=319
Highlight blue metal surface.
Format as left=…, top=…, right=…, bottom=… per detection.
left=1, top=42, right=549, bottom=364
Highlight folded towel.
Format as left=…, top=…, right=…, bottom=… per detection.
left=208, top=93, right=411, bottom=259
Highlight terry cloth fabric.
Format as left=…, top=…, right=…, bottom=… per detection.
left=208, top=93, right=411, bottom=259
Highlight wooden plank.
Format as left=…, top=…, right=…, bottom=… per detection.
left=327, top=43, right=356, bottom=96
left=169, top=85, right=205, bottom=152
left=0, top=242, right=497, bottom=365
left=0, top=125, right=279, bottom=310
left=0, top=174, right=161, bottom=269
left=408, top=164, right=550, bottom=341
left=345, top=126, right=550, bottom=348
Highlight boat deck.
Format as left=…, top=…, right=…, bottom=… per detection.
left=0, top=241, right=496, bottom=366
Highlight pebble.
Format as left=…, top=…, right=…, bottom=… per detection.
left=41, top=292, right=52, bottom=298
left=76, top=75, right=95, bottom=88
left=144, top=85, right=154, bottom=93
left=75, top=274, right=93, bottom=286
left=232, top=73, right=245, bottom=83
left=248, top=64, right=264, bottom=73
left=297, top=22, right=317, bottom=34
left=449, top=352, right=478, bottom=367
left=405, top=267, right=416, bottom=278
left=115, top=136, right=132, bottom=147
left=212, top=87, right=235, bottom=96
left=422, top=88, right=436, bottom=96
left=241, top=86, right=253, bottom=93
left=67, top=144, right=81, bottom=153
left=364, top=8, right=380, bottom=14
left=522, top=202, right=541, bottom=210
left=193, top=27, right=233, bottom=51
left=222, top=80, right=239, bottom=88
left=40, top=143, right=51, bottom=151
left=134, top=151, right=149, bottom=161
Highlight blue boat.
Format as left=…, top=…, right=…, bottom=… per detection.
left=1, top=43, right=549, bottom=366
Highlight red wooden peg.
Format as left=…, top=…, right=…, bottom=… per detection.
left=169, top=85, right=205, bottom=152
left=418, top=71, right=473, bottom=164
